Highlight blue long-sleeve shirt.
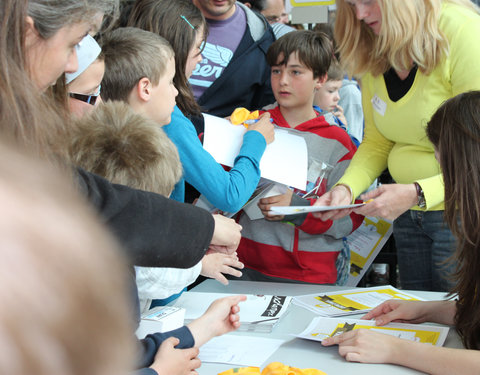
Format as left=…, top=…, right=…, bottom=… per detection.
left=164, top=106, right=266, bottom=212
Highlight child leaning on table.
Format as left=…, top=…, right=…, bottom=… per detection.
left=69, top=101, right=243, bottom=312
left=67, top=30, right=243, bottom=311
left=235, top=30, right=364, bottom=285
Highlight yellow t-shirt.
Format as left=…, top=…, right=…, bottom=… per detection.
left=339, top=3, right=480, bottom=210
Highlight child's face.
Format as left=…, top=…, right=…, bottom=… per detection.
left=149, top=56, right=178, bottom=126
left=314, top=79, right=342, bottom=112
left=270, top=52, right=322, bottom=112
left=68, top=59, right=105, bottom=118
left=185, top=25, right=204, bottom=79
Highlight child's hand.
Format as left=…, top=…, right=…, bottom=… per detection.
left=333, top=105, right=347, bottom=127
left=248, top=112, right=275, bottom=144
left=200, top=251, right=244, bottom=285
left=258, top=189, right=293, bottom=221
left=187, top=295, right=247, bottom=347
left=149, top=337, right=201, bottom=375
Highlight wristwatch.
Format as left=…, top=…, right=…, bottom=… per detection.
left=414, top=182, right=426, bottom=209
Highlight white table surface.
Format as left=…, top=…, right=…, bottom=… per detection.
left=186, top=280, right=463, bottom=375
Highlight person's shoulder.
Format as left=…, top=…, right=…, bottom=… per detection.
left=271, top=23, right=295, bottom=39
left=237, top=2, right=273, bottom=41
left=440, top=2, right=480, bottom=35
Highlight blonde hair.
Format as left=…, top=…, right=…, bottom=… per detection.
left=68, top=101, right=182, bottom=196
left=335, top=0, right=479, bottom=76
left=0, top=140, right=134, bottom=375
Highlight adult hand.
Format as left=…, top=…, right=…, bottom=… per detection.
left=354, top=183, right=417, bottom=221
left=210, top=215, right=242, bottom=255
left=187, top=295, right=247, bottom=347
left=200, top=251, right=244, bottom=285
left=149, top=337, right=201, bottom=375
left=258, top=189, right=293, bottom=221
left=321, top=329, right=402, bottom=364
left=311, top=184, right=353, bottom=221
left=363, top=300, right=454, bottom=326
left=248, top=112, right=275, bottom=144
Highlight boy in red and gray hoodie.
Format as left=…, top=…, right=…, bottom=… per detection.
left=236, top=30, right=364, bottom=285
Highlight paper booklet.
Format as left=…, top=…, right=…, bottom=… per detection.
left=294, top=316, right=449, bottom=347
left=293, top=286, right=423, bottom=317
left=269, top=202, right=366, bottom=216
left=174, top=292, right=292, bottom=333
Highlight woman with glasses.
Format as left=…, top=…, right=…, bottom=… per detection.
left=313, top=0, right=480, bottom=292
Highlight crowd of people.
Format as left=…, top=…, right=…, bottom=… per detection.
left=1, top=0, right=480, bottom=374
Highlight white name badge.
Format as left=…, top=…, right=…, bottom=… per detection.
left=371, top=94, right=387, bottom=116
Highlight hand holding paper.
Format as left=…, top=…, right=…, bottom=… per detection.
left=309, top=184, right=355, bottom=220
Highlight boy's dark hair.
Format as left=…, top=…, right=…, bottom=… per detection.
left=100, top=27, right=174, bottom=102
left=238, top=0, right=267, bottom=12
left=326, top=58, right=344, bottom=81
left=68, top=101, right=182, bottom=196
left=266, top=30, right=332, bottom=78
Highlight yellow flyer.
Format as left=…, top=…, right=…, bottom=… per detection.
left=293, top=286, right=423, bottom=317
left=295, top=317, right=449, bottom=347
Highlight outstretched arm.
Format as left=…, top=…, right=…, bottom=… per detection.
left=362, top=299, right=456, bottom=326
left=187, top=295, right=247, bottom=347
left=322, top=329, right=480, bottom=375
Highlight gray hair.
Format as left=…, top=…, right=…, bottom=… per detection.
left=28, top=0, right=119, bottom=39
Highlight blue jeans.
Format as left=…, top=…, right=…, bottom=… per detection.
left=393, top=210, right=457, bottom=292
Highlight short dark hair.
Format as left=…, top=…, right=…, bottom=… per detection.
left=266, top=30, right=332, bottom=78
left=100, top=27, right=174, bottom=102
left=238, top=0, right=267, bottom=12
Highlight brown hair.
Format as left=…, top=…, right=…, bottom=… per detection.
left=426, top=91, right=480, bottom=350
left=266, top=30, right=332, bottom=79
left=127, top=0, right=207, bottom=117
left=0, top=139, right=134, bottom=375
left=0, top=0, right=119, bottom=163
left=335, top=0, right=479, bottom=77
left=68, top=101, right=182, bottom=196
left=326, top=58, right=344, bottom=82
left=100, top=27, right=174, bottom=103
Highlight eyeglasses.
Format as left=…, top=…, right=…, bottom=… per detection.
left=265, top=15, right=281, bottom=24
left=69, top=85, right=101, bottom=106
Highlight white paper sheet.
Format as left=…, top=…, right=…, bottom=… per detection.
left=294, top=317, right=449, bottom=347
left=199, top=335, right=284, bottom=366
left=202, top=114, right=308, bottom=190
left=269, top=202, right=366, bottom=215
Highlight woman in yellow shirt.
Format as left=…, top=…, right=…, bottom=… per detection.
left=314, top=0, right=480, bottom=291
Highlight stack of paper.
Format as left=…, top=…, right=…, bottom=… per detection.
left=294, top=316, right=449, bottom=346
left=174, top=292, right=292, bottom=333
left=293, top=286, right=423, bottom=317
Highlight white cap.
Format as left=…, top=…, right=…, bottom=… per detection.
left=65, top=34, right=101, bottom=84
